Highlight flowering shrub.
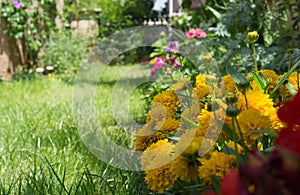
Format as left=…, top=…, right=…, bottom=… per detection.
left=0, top=0, right=57, bottom=65
left=138, top=30, right=300, bottom=194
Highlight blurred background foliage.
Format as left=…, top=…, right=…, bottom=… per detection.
left=172, top=0, right=300, bottom=74
left=1, top=0, right=299, bottom=80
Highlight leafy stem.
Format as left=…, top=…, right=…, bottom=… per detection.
left=251, top=43, right=258, bottom=73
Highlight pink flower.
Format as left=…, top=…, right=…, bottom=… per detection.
left=195, top=28, right=207, bottom=38
left=150, top=57, right=166, bottom=73
left=186, top=28, right=207, bottom=39
left=186, top=28, right=196, bottom=39
left=169, top=56, right=181, bottom=67
left=13, top=0, right=23, bottom=9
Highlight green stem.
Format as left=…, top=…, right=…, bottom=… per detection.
left=234, top=117, right=249, bottom=153
left=181, top=114, right=198, bottom=128
left=288, top=55, right=293, bottom=71
left=243, top=92, right=249, bottom=110
left=204, top=62, right=210, bottom=75
left=231, top=118, right=240, bottom=167
left=252, top=43, right=258, bottom=72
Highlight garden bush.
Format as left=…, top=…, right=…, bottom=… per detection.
left=39, top=32, right=89, bottom=82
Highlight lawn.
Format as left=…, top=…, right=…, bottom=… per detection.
left=0, top=65, right=151, bottom=194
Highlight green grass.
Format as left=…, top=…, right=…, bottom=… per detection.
left=0, top=65, right=151, bottom=194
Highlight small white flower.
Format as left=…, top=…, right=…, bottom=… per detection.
left=36, top=67, right=44, bottom=73
left=46, top=66, right=54, bottom=71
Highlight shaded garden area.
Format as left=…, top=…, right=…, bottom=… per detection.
left=1, top=0, right=300, bottom=194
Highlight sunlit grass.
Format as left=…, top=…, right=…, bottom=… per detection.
left=0, top=65, right=150, bottom=194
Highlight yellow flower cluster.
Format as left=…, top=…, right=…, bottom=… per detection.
left=138, top=68, right=299, bottom=193
left=199, top=151, right=236, bottom=185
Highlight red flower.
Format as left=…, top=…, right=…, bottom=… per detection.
left=203, top=191, right=218, bottom=195
left=275, top=126, right=300, bottom=157
left=221, top=170, right=239, bottom=195
left=277, top=92, right=300, bottom=126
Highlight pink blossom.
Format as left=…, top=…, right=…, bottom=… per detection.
left=150, top=57, right=166, bottom=73
left=13, top=0, right=23, bottom=9
left=150, top=63, right=163, bottom=73
left=155, top=57, right=166, bottom=66
left=195, top=29, right=207, bottom=38
left=169, top=56, right=181, bottom=67
left=186, top=28, right=196, bottom=39
left=186, top=28, right=207, bottom=39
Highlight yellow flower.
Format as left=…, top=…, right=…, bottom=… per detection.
left=278, top=72, right=299, bottom=99
left=175, top=128, right=214, bottom=157
left=247, top=31, right=259, bottom=43
left=236, top=90, right=285, bottom=132
left=175, top=130, right=204, bottom=156
left=268, top=108, right=286, bottom=133
left=152, top=91, right=181, bottom=112
left=195, top=75, right=208, bottom=90
left=136, top=126, right=155, bottom=151
left=199, top=151, right=236, bottom=185
left=198, top=108, right=225, bottom=140
left=144, top=163, right=177, bottom=193
left=149, top=58, right=156, bottom=64
left=154, top=118, right=180, bottom=135
left=136, top=126, right=168, bottom=151
left=136, top=115, right=180, bottom=151
left=223, top=75, right=236, bottom=94
left=146, top=103, right=175, bottom=124
left=194, top=87, right=210, bottom=101
left=237, top=90, right=274, bottom=116
left=142, top=140, right=178, bottom=193
left=288, top=72, right=299, bottom=93
left=172, top=155, right=199, bottom=182
left=201, top=54, right=213, bottom=61
left=142, top=139, right=174, bottom=169
left=193, top=75, right=210, bottom=101
left=237, top=109, right=271, bottom=145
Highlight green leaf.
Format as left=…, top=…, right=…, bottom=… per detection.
left=226, top=64, right=248, bottom=85
left=252, top=72, right=266, bottom=91
left=286, top=82, right=297, bottom=95
left=206, top=5, right=222, bottom=19
left=270, top=59, right=300, bottom=98
left=248, top=129, right=278, bottom=137
left=264, top=146, right=274, bottom=153
left=222, top=123, right=237, bottom=140
left=149, top=51, right=163, bottom=59
left=211, top=175, right=221, bottom=193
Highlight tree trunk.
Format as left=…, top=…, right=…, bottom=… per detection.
left=0, top=19, right=22, bottom=80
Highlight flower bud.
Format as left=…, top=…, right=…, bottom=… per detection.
left=226, top=105, right=240, bottom=117
left=247, top=31, right=259, bottom=44
left=236, top=80, right=250, bottom=94
left=285, top=49, right=294, bottom=55
left=201, top=54, right=213, bottom=62
left=226, top=92, right=238, bottom=104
